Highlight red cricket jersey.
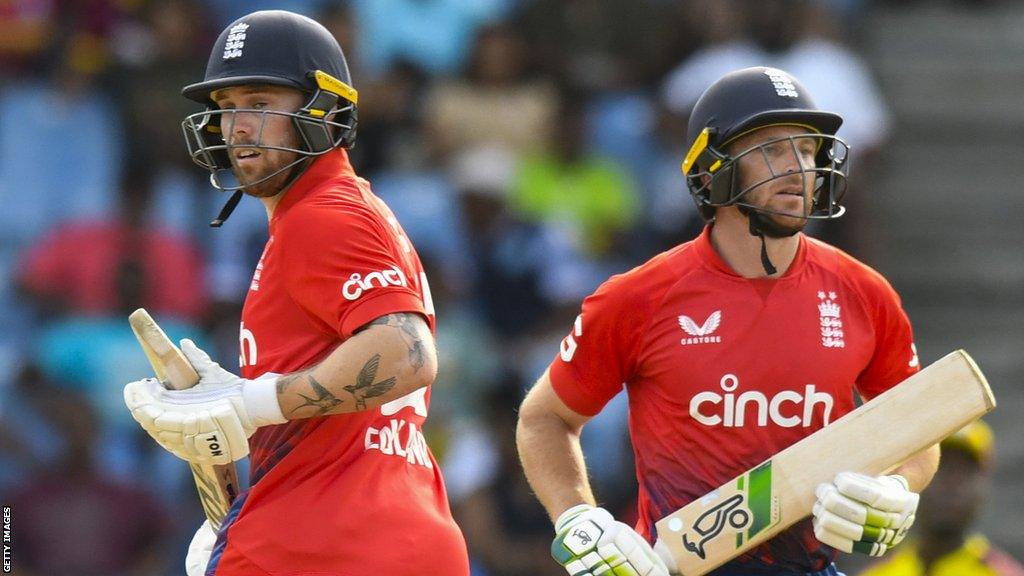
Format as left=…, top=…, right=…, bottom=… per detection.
left=210, top=150, right=468, bottom=576
left=548, top=226, right=919, bottom=575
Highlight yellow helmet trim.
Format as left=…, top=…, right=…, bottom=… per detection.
left=682, top=128, right=712, bottom=175
left=314, top=70, right=358, bottom=104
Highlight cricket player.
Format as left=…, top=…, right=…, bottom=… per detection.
left=122, top=11, right=469, bottom=575
left=516, top=67, right=940, bottom=576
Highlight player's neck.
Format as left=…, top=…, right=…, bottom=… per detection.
left=259, top=191, right=286, bottom=220
left=709, top=213, right=801, bottom=279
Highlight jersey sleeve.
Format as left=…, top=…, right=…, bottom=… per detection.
left=548, top=275, right=646, bottom=416
left=853, top=270, right=919, bottom=400
left=279, top=202, right=426, bottom=339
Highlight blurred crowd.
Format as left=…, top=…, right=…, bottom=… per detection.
left=0, top=0, right=904, bottom=574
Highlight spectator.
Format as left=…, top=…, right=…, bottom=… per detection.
left=349, top=0, right=511, bottom=76
left=857, top=420, right=1024, bottom=576
left=447, top=145, right=609, bottom=341
left=516, top=0, right=678, bottom=91
left=6, top=391, right=173, bottom=575
left=511, top=92, right=641, bottom=261
left=16, top=165, right=208, bottom=323
left=0, top=0, right=57, bottom=76
left=662, top=0, right=890, bottom=155
left=0, top=363, right=65, bottom=494
left=446, top=374, right=564, bottom=576
left=425, top=22, right=558, bottom=160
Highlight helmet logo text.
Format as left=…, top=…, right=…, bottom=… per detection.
left=223, top=22, right=249, bottom=60
left=763, top=68, right=799, bottom=98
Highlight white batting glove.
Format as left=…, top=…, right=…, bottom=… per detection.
left=552, top=504, right=675, bottom=576
left=123, top=339, right=286, bottom=465
left=185, top=520, right=217, bottom=576
left=813, top=472, right=919, bottom=557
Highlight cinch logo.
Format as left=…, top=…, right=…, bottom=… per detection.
left=679, top=311, right=722, bottom=345
left=222, top=22, right=249, bottom=60
left=342, top=265, right=408, bottom=301
left=689, top=374, right=834, bottom=428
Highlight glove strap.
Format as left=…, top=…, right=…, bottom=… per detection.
left=555, top=504, right=594, bottom=533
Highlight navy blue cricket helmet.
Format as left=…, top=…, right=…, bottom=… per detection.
left=181, top=10, right=358, bottom=225
left=682, top=66, right=849, bottom=221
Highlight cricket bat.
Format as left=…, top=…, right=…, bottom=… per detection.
left=656, top=349, right=996, bottom=575
left=129, top=308, right=240, bottom=529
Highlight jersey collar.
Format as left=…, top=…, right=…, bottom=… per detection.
left=271, top=148, right=356, bottom=222
left=694, top=224, right=808, bottom=280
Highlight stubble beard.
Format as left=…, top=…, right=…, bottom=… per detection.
left=753, top=209, right=807, bottom=238
left=742, top=178, right=813, bottom=238
left=232, top=151, right=299, bottom=198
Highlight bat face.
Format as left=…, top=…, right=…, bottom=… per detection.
left=670, top=461, right=777, bottom=561
left=656, top=350, right=995, bottom=575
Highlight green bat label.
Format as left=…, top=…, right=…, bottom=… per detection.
left=681, top=460, right=777, bottom=559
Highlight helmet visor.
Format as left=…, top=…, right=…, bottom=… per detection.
left=181, top=103, right=354, bottom=192
left=689, top=133, right=850, bottom=220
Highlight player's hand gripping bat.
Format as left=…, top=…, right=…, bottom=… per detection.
left=129, top=308, right=240, bottom=529
left=656, top=349, right=996, bottom=575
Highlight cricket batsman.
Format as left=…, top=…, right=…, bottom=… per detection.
left=515, top=67, right=939, bottom=576
left=122, top=10, right=469, bottom=575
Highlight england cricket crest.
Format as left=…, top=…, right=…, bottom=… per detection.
left=661, top=461, right=780, bottom=564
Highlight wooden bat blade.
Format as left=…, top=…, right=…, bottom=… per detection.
left=128, top=308, right=199, bottom=390
left=128, top=308, right=240, bottom=528
left=656, top=349, right=996, bottom=575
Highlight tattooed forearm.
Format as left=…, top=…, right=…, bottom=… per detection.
left=368, top=313, right=427, bottom=372
left=344, top=353, right=398, bottom=410
left=276, top=371, right=306, bottom=396
left=295, top=374, right=345, bottom=415
left=279, top=371, right=346, bottom=418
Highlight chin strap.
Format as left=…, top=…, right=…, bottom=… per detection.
left=209, top=158, right=312, bottom=227
left=210, top=191, right=243, bottom=227
left=745, top=211, right=778, bottom=276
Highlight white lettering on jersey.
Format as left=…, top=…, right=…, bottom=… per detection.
left=380, top=387, right=428, bottom=417
left=250, top=239, right=271, bottom=291
left=342, top=265, right=408, bottom=301
left=364, top=419, right=433, bottom=468
left=689, top=374, right=834, bottom=428
left=419, top=271, right=435, bottom=318
left=386, top=215, right=412, bottom=254
left=560, top=314, right=584, bottom=362
left=679, top=310, right=723, bottom=345
left=908, top=343, right=920, bottom=368
left=239, top=322, right=258, bottom=368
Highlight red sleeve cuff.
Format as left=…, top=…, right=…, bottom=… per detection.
left=339, top=289, right=428, bottom=338
left=548, top=358, right=614, bottom=417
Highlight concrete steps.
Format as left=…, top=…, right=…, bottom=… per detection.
left=860, top=2, right=1024, bottom=553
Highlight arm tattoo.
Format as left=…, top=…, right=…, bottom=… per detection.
left=278, top=371, right=346, bottom=418
left=367, top=313, right=427, bottom=372
left=295, top=374, right=345, bottom=415
left=344, top=353, right=397, bottom=410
